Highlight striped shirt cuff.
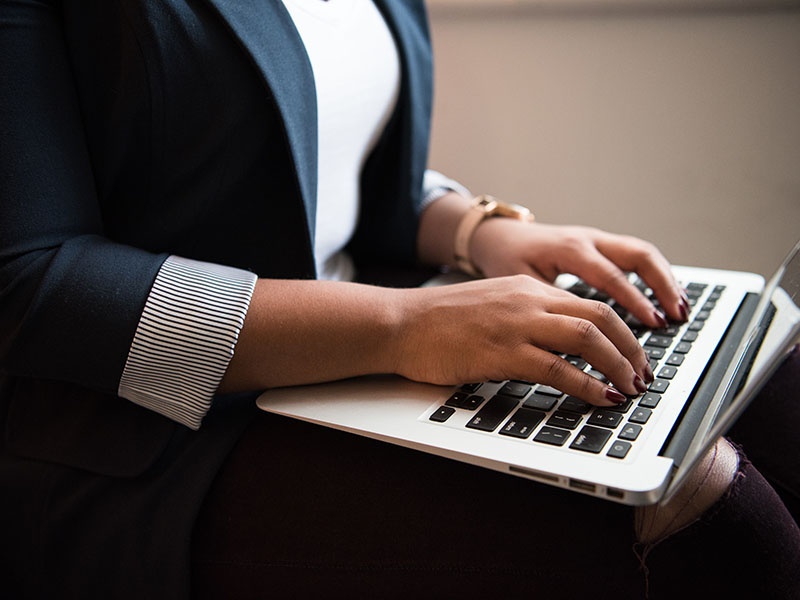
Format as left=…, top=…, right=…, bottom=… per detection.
left=118, top=256, right=257, bottom=430
left=421, top=169, right=472, bottom=211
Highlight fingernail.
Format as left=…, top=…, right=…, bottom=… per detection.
left=644, top=362, right=655, bottom=384
left=634, top=374, right=648, bottom=394
left=680, top=290, right=690, bottom=305
left=678, top=302, right=689, bottom=322
left=605, top=387, right=627, bottom=404
left=653, top=310, right=668, bottom=328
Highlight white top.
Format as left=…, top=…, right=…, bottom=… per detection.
left=282, top=0, right=401, bottom=281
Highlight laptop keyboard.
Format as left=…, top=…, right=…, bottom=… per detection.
left=428, top=277, right=726, bottom=460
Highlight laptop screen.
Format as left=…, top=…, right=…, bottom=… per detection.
left=664, top=240, right=800, bottom=500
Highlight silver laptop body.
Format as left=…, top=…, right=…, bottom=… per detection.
left=257, top=240, right=800, bottom=506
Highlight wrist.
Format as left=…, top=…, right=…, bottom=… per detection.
left=453, top=195, right=534, bottom=277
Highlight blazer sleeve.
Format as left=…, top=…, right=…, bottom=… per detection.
left=0, top=1, right=252, bottom=426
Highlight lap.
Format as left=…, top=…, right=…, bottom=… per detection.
left=191, top=409, right=800, bottom=599
left=191, top=412, right=641, bottom=599
left=191, top=346, right=800, bottom=599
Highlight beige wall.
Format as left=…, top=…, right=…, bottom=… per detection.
left=427, top=3, right=800, bottom=277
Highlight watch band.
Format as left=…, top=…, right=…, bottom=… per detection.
left=453, top=195, right=534, bottom=277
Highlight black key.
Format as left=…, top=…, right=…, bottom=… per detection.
left=460, top=383, right=483, bottom=394
left=649, top=379, right=670, bottom=393
left=658, top=366, right=678, bottom=380
left=534, top=426, right=570, bottom=446
left=568, top=282, right=593, bottom=297
left=713, top=285, right=726, bottom=293
left=546, top=410, right=582, bottom=430
left=649, top=358, right=660, bottom=372
left=499, top=408, right=546, bottom=439
left=619, top=423, right=643, bottom=441
left=587, top=409, right=623, bottom=429
left=644, top=335, right=672, bottom=348
left=466, top=395, right=519, bottom=432
left=570, top=426, right=612, bottom=453
left=689, top=320, right=705, bottom=331
left=639, top=392, right=661, bottom=408
left=565, top=355, right=588, bottom=370
left=593, top=291, right=611, bottom=303
left=498, top=381, right=532, bottom=398
left=654, top=325, right=681, bottom=337
left=560, top=396, right=593, bottom=414
left=644, top=347, right=666, bottom=360
left=674, top=341, right=692, bottom=354
left=536, top=385, right=564, bottom=397
left=462, top=395, right=484, bottom=410
left=688, top=297, right=698, bottom=307
left=686, top=288, right=703, bottom=299
left=445, top=392, right=468, bottom=408
left=681, top=331, right=698, bottom=343
left=666, top=353, right=685, bottom=366
left=687, top=282, right=707, bottom=291
left=702, top=300, right=717, bottom=311
left=607, top=440, right=632, bottom=459
left=605, top=398, right=634, bottom=413
left=629, top=407, right=653, bottom=424
left=523, top=393, right=559, bottom=411
left=430, top=406, right=455, bottom=423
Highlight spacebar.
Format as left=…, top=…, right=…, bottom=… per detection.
left=466, top=395, right=518, bottom=432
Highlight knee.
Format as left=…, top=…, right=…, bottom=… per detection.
left=635, top=437, right=739, bottom=545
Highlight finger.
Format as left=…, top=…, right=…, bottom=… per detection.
left=519, top=346, right=632, bottom=407
left=528, top=313, right=647, bottom=396
left=574, top=251, right=668, bottom=329
left=596, top=236, right=688, bottom=322
left=548, top=297, right=653, bottom=383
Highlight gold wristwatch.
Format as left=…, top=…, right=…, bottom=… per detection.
left=453, top=195, right=534, bottom=277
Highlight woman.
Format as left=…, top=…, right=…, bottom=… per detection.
left=1, top=1, right=798, bottom=598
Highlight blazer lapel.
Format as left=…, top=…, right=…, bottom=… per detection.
left=200, top=0, right=433, bottom=270
left=372, top=0, right=433, bottom=212
left=202, top=0, right=318, bottom=255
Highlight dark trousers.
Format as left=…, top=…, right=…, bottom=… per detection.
left=191, top=349, right=800, bottom=599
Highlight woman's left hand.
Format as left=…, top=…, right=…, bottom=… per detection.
left=469, top=218, right=689, bottom=329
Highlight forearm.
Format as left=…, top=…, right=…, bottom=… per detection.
left=218, top=279, right=403, bottom=392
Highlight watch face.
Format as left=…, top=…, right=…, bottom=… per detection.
left=494, top=201, right=533, bottom=221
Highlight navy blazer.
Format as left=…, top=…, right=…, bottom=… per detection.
left=0, top=0, right=432, bottom=475
left=0, top=1, right=432, bottom=596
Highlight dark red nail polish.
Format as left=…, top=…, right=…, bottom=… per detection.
left=680, top=290, right=690, bottom=305
left=644, top=362, right=654, bottom=384
left=605, top=387, right=627, bottom=404
left=653, top=310, right=668, bottom=328
left=634, top=374, right=647, bottom=394
left=679, top=302, right=688, bottom=322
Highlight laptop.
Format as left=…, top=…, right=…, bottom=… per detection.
left=256, top=239, right=800, bottom=505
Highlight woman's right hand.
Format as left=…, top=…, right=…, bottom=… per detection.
left=391, top=274, right=653, bottom=407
